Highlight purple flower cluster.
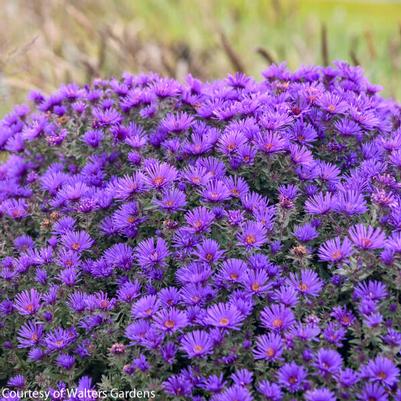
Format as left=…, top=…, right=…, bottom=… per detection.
left=1, top=62, right=401, bottom=400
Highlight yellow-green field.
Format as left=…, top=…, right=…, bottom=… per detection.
left=1, top=0, right=401, bottom=115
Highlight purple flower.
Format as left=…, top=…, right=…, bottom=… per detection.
left=257, top=380, right=282, bottom=401
left=163, top=374, right=193, bottom=397
left=56, top=353, right=75, bottom=370
left=131, top=295, right=160, bottom=319
left=82, top=129, right=103, bottom=148
left=318, top=237, right=354, bottom=263
left=185, top=206, right=215, bottom=233
left=333, top=190, right=368, bottom=215
left=217, top=385, right=252, bottom=401
left=305, top=192, right=334, bottom=215
left=144, top=161, right=178, bottom=190
left=277, top=362, right=307, bottom=392
left=92, top=107, right=122, bottom=127
left=201, top=180, right=231, bottom=203
left=348, top=224, right=386, bottom=250
left=17, top=321, right=44, bottom=348
left=358, top=383, right=388, bottom=401
left=362, top=356, right=399, bottom=386
left=7, top=375, right=25, bottom=389
left=260, top=304, right=295, bottom=332
left=314, top=348, right=343, bottom=376
left=135, top=237, right=170, bottom=270
left=216, top=258, right=247, bottom=284
left=154, top=188, right=187, bottom=212
left=194, top=239, right=224, bottom=264
left=255, top=131, right=287, bottom=154
left=253, top=333, right=283, bottom=361
left=14, top=289, right=41, bottom=316
left=44, top=327, right=77, bottom=352
left=180, top=330, right=214, bottom=358
left=287, top=269, right=323, bottom=297
left=153, top=308, right=188, bottom=333
left=293, top=223, right=319, bottom=242
left=354, top=280, right=388, bottom=302
left=237, top=221, right=267, bottom=249
left=204, top=303, right=245, bottom=330
left=61, top=230, right=94, bottom=253
left=305, top=388, right=336, bottom=401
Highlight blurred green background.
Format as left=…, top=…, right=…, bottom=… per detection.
left=1, top=0, right=401, bottom=115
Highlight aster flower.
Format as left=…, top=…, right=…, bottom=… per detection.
left=314, top=348, right=343, bottom=376
left=385, top=232, right=401, bottom=253
left=358, top=383, right=388, bottom=401
left=224, top=176, right=250, bottom=198
left=82, top=129, right=103, bottom=148
left=176, top=263, right=212, bottom=285
left=255, top=131, right=287, bottom=154
left=216, top=258, right=247, bottom=284
left=257, top=380, right=282, bottom=401
left=185, top=206, right=215, bottom=233
left=362, top=356, right=399, bottom=386
left=153, top=308, right=188, bottom=333
left=305, top=388, right=336, bottom=401
left=158, top=287, right=181, bottom=307
left=260, top=304, right=295, bottom=332
left=181, top=165, right=212, bottom=186
left=180, top=330, right=214, bottom=358
left=163, top=374, right=193, bottom=397
left=103, top=243, right=134, bottom=271
left=193, top=239, right=224, bottom=264
left=92, top=107, right=122, bottom=127
left=217, top=385, right=252, bottom=401
left=14, top=289, right=41, bottom=316
left=333, top=190, right=368, bottom=215
left=318, top=237, right=354, bottom=263
left=44, top=327, right=77, bottom=352
left=293, top=222, right=319, bottom=242
left=273, top=286, right=299, bottom=307
left=154, top=188, right=187, bottom=212
left=217, top=130, right=248, bottom=155
left=131, top=295, right=161, bottom=319
left=289, top=144, right=314, bottom=166
left=144, top=161, right=178, bottom=190
left=287, top=269, right=323, bottom=297
left=56, top=353, right=75, bottom=370
left=348, top=224, right=386, bottom=250
left=331, top=306, right=355, bottom=327
left=113, top=173, right=146, bottom=200
left=7, top=375, right=26, bottom=389
left=237, top=221, right=267, bottom=249
left=323, top=322, right=346, bottom=347
left=61, top=230, right=93, bottom=253
left=382, top=328, right=401, bottom=348
left=135, top=237, right=170, bottom=270
left=1, top=198, right=29, bottom=219
left=305, top=192, right=334, bottom=215
left=241, top=269, right=272, bottom=294
left=317, top=92, right=348, bottom=114
left=201, top=180, right=231, bottom=203
left=17, top=321, right=44, bottom=348
left=253, top=333, right=283, bottom=361
left=204, top=303, right=245, bottom=330
left=277, top=362, right=307, bottom=393
left=125, top=320, right=152, bottom=344
left=111, top=201, right=142, bottom=236
left=354, top=280, right=388, bottom=302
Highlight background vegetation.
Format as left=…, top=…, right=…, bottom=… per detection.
left=1, top=0, right=401, bottom=115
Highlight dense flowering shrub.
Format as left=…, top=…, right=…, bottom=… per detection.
left=1, top=62, right=401, bottom=401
